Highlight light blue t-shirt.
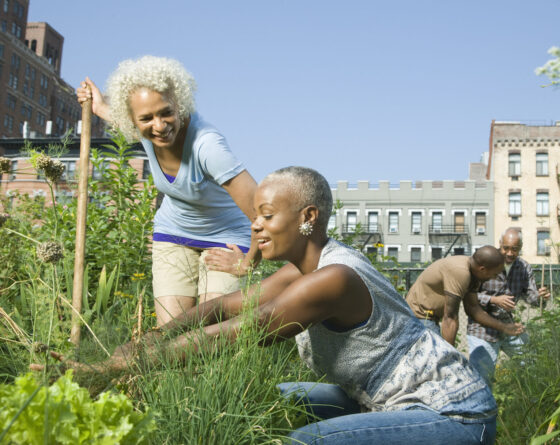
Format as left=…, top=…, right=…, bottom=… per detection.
left=142, top=113, right=252, bottom=248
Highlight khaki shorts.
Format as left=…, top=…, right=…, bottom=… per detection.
left=152, top=241, right=241, bottom=299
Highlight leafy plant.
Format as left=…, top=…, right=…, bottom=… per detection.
left=0, top=371, right=155, bottom=444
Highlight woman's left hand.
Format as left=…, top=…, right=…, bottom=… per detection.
left=205, top=244, right=248, bottom=276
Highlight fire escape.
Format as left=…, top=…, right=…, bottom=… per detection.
left=341, top=223, right=383, bottom=253
left=429, top=223, right=472, bottom=257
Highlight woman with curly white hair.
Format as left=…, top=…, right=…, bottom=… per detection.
left=77, top=56, right=259, bottom=327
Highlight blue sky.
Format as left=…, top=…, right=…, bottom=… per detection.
left=29, top=1, right=560, bottom=184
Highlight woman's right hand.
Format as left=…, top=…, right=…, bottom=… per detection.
left=76, top=77, right=110, bottom=121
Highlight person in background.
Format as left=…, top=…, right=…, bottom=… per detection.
left=406, top=249, right=523, bottom=345
left=467, top=227, right=550, bottom=385
left=77, top=56, right=259, bottom=327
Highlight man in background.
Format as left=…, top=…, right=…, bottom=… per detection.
left=467, top=228, right=550, bottom=385
left=406, top=245, right=523, bottom=346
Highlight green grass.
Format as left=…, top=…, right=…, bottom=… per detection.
left=494, top=299, right=560, bottom=445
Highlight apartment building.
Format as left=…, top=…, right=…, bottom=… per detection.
left=0, top=0, right=105, bottom=139
left=330, top=179, right=494, bottom=263
left=487, top=121, right=560, bottom=264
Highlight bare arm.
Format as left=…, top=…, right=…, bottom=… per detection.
left=441, top=292, right=461, bottom=345
left=162, top=264, right=372, bottom=364
left=463, top=292, right=524, bottom=336
left=205, top=170, right=261, bottom=274
left=162, top=263, right=302, bottom=333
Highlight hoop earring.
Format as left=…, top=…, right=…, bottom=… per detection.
left=299, top=221, right=313, bottom=236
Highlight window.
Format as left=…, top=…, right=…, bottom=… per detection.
left=10, top=53, right=20, bottom=70
left=508, top=153, right=521, bottom=177
left=509, top=192, right=521, bottom=216
left=365, top=246, right=378, bottom=259
left=55, top=190, right=74, bottom=205
left=453, top=247, right=465, bottom=255
left=0, top=43, right=4, bottom=58
left=327, top=214, right=336, bottom=231
left=453, top=212, right=465, bottom=232
left=8, top=72, right=18, bottom=89
left=411, top=212, right=422, bottom=234
left=387, top=247, right=399, bottom=260
left=431, top=247, right=442, bottom=261
left=536, top=153, right=548, bottom=176
left=92, top=161, right=108, bottom=180
left=14, top=1, right=23, bottom=18
left=3, top=0, right=8, bottom=13
left=3, top=114, right=13, bottom=131
left=5, top=93, right=16, bottom=111
left=367, top=211, right=378, bottom=232
left=30, top=39, right=36, bottom=52
left=20, top=102, right=32, bottom=119
left=536, top=192, right=549, bottom=216
left=61, top=161, right=76, bottom=181
left=388, top=212, right=399, bottom=233
left=40, top=74, right=48, bottom=89
left=346, top=211, right=357, bottom=232
left=475, top=212, right=486, bottom=235
left=36, top=112, right=45, bottom=127
left=1, top=21, right=6, bottom=32
left=55, top=116, right=65, bottom=134
left=537, top=231, right=550, bottom=256
left=10, top=159, right=17, bottom=180
left=431, top=212, right=442, bottom=232
left=410, top=247, right=422, bottom=262
left=39, top=93, right=47, bottom=107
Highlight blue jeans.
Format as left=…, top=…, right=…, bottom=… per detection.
left=278, top=382, right=496, bottom=444
left=468, top=333, right=529, bottom=386
left=419, top=318, right=441, bottom=336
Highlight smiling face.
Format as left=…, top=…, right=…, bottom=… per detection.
left=500, top=232, right=522, bottom=265
left=128, top=88, right=183, bottom=149
left=252, top=181, right=303, bottom=261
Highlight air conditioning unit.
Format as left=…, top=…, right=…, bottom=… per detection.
left=412, top=228, right=421, bottom=234
left=433, top=228, right=442, bottom=233
left=389, top=227, right=397, bottom=233
left=476, top=228, right=485, bottom=235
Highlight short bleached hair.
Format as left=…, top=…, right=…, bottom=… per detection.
left=262, top=166, right=333, bottom=230
left=105, top=55, right=197, bottom=141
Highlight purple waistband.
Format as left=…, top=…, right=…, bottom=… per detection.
left=153, top=232, right=250, bottom=253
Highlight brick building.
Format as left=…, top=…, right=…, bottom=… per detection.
left=487, top=120, right=560, bottom=264
left=0, top=0, right=105, bottom=139
left=0, top=137, right=148, bottom=205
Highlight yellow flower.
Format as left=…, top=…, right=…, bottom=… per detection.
left=150, top=312, right=157, bottom=318
left=424, top=310, right=434, bottom=319
left=375, top=243, right=384, bottom=248
left=131, top=272, right=146, bottom=281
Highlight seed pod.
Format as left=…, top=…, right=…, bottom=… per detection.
left=36, top=241, right=63, bottom=264
left=35, top=154, right=65, bottom=183
left=0, top=157, right=10, bottom=174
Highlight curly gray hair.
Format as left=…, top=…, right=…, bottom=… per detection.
left=105, top=55, right=197, bottom=141
left=262, top=166, right=333, bottom=230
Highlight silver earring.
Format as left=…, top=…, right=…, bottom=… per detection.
left=299, top=221, right=313, bottom=236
